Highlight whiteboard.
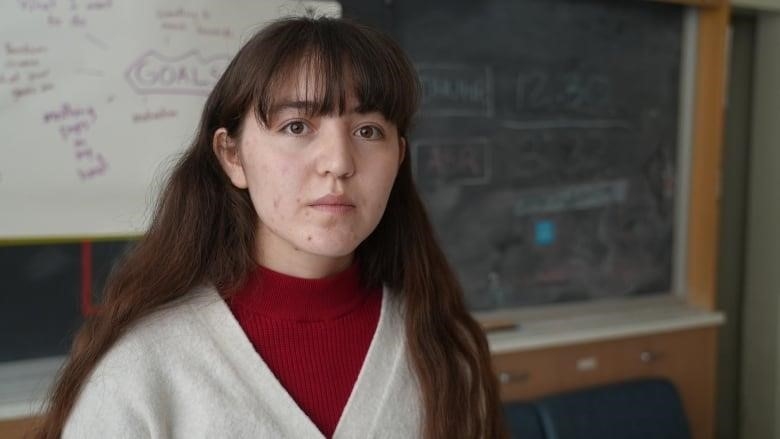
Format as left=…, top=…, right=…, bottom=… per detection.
left=0, top=0, right=340, bottom=240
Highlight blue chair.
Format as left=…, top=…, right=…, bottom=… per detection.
left=503, top=401, right=546, bottom=439
left=533, top=379, right=691, bottom=439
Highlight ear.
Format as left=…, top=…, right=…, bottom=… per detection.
left=398, top=136, right=407, bottom=166
left=213, top=128, right=248, bottom=189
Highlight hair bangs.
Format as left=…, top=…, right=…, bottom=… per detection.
left=253, top=18, right=419, bottom=135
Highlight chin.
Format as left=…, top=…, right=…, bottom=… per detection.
left=302, top=239, right=361, bottom=259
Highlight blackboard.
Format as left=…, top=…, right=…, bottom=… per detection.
left=1, top=0, right=685, bottom=361
left=343, top=0, right=683, bottom=309
left=0, top=240, right=134, bottom=362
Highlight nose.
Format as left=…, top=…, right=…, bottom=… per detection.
left=315, top=121, right=356, bottom=179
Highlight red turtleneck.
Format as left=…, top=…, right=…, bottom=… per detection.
left=227, top=262, right=382, bottom=438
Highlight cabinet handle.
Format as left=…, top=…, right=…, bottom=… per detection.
left=498, top=371, right=530, bottom=384
left=640, top=350, right=664, bottom=363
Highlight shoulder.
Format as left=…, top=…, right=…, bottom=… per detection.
left=63, top=286, right=230, bottom=438
left=88, top=286, right=224, bottom=368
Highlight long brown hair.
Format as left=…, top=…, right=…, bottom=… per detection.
left=37, top=17, right=505, bottom=439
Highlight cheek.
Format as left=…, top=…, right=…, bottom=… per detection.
left=250, top=164, right=308, bottom=224
left=365, top=161, right=400, bottom=212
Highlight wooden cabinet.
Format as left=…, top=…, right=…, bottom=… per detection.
left=0, top=416, right=40, bottom=439
left=493, top=327, right=717, bottom=439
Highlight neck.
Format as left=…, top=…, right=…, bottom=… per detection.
left=256, top=248, right=354, bottom=279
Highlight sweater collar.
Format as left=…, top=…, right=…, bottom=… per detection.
left=234, top=261, right=367, bottom=321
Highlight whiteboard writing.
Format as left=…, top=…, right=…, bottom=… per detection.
left=2, top=41, right=54, bottom=101
left=155, top=7, right=232, bottom=39
left=17, top=0, right=114, bottom=28
left=125, top=50, right=230, bottom=96
left=132, top=107, right=178, bottom=123
left=42, top=102, right=109, bottom=180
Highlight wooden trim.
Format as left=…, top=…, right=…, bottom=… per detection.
left=687, top=1, right=730, bottom=310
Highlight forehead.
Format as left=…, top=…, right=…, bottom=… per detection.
left=264, top=65, right=362, bottom=117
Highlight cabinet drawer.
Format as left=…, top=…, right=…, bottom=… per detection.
left=608, top=328, right=712, bottom=381
left=553, top=340, right=621, bottom=390
left=492, top=348, right=558, bottom=400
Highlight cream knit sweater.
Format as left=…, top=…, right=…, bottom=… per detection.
left=63, top=286, right=422, bottom=438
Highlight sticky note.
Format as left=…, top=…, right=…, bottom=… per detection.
left=534, top=220, right=556, bottom=246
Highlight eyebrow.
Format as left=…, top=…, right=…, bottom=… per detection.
left=267, top=100, right=370, bottom=117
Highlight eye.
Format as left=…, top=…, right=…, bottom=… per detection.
left=281, top=121, right=309, bottom=135
left=354, top=125, right=384, bottom=140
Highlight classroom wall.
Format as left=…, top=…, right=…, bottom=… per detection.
left=741, top=11, right=780, bottom=439
left=716, top=13, right=753, bottom=439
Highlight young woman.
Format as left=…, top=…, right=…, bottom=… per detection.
left=38, top=17, right=505, bottom=439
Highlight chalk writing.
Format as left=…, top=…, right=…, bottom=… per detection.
left=417, top=64, right=493, bottom=117
left=125, top=50, right=230, bottom=96
left=414, top=138, right=491, bottom=186
left=515, top=71, right=613, bottom=116
left=501, top=119, right=630, bottom=131
left=642, top=145, right=675, bottom=215
left=513, top=180, right=629, bottom=216
left=503, top=127, right=626, bottom=181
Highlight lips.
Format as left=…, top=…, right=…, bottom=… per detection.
left=309, top=194, right=356, bottom=212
